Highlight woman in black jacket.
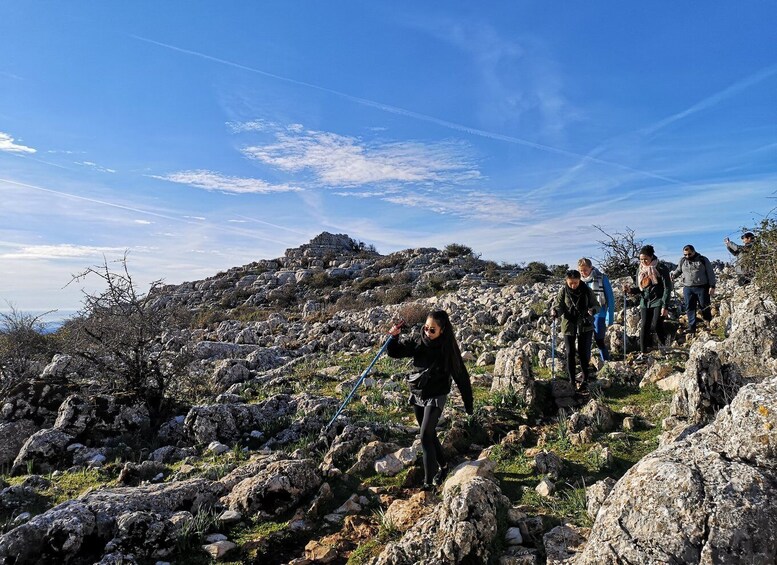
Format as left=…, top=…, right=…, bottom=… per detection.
left=388, top=310, right=474, bottom=490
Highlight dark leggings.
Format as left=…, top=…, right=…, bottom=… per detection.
left=639, top=306, right=666, bottom=353
left=563, top=331, right=594, bottom=382
left=413, top=404, right=445, bottom=484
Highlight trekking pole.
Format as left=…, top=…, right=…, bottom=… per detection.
left=551, top=317, right=557, bottom=379
left=323, top=320, right=404, bottom=432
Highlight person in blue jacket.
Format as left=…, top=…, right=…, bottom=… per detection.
left=578, top=258, right=615, bottom=361
left=388, top=310, right=473, bottom=490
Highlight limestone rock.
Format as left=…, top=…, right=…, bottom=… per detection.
left=104, top=511, right=175, bottom=559
left=384, top=491, right=436, bottom=531
left=183, top=394, right=295, bottom=444
left=670, top=348, right=741, bottom=426
left=202, top=540, right=238, bottom=560
left=222, top=458, right=322, bottom=518
left=0, top=501, right=97, bottom=565
left=543, top=524, right=588, bottom=565
left=375, top=465, right=510, bottom=564
left=586, top=477, right=616, bottom=520
left=12, top=427, right=73, bottom=475
left=578, top=376, right=777, bottom=564
left=320, top=425, right=379, bottom=474
left=492, top=347, right=536, bottom=408
left=0, top=419, right=37, bottom=468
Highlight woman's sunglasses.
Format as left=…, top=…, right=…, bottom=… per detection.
left=423, top=326, right=438, bottom=334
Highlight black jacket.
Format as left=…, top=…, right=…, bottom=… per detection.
left=387, top=335, right=474, bottom=414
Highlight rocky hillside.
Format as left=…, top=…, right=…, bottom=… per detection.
left=1, top=234, right=776, bottom=565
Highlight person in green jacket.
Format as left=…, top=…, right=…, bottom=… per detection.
left=551, top=269, right=599, bottom=392
left=623, top=245, right=672, bottom=354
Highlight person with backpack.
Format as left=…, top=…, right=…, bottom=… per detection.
left=551, top=269, right=599, bottom=392
left=623, top=245, right=672, bottom=354
left=671, top=244, right=716, bottom=335
left=578, top=258, right=615, bottom=361
left=387, top=310, right=473, bottom=490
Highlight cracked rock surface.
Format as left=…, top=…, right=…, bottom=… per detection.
left=577, top=376, right=777, bottom=564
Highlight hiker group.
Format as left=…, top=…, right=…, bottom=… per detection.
left=553, top=231, right=755, bottom=387
left=373, top=230, right=755, bottom=490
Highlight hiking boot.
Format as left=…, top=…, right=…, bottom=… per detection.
left=433, top=464, right=449, bottom=486
left=420, top=483, right=435, bottom=492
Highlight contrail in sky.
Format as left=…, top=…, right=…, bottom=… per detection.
left=0, top=178, right=295, bottom=246
left=640, top=64, right=777, bottom=137
left=131, top=34, right=695, bottom=187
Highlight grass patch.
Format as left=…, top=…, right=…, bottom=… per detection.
left=347, top=539, right=384, bottom=565
left=521, top=486, right=591, bottom=528
left=47, top=468, right=113, bottom=504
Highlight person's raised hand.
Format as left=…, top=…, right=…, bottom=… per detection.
left=388, top=320, right=405, bottom=336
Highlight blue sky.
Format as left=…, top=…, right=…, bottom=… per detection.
left=1, top=2, right=776, bottom=319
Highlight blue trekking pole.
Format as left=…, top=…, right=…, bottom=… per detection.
left=323, top=320, right=404, bottom=431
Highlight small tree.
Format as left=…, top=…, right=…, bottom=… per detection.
left=62, top=254, right=192, bottom=424
left=0, top=305, right=54, bottom=399
left=445, top=243, right=474, bottom=258
left=513, top=261, right=553, bottom=285
left=593, top=225, right=643, bottom=278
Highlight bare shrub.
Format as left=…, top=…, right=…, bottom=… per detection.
left=61, top=255, right=193, bottom=424
left=0, top=305, right=55, bottom=399
left=397, top=303, right=429, bottom=325
left=593, top=225, right=643, bottom=278
left=740, top=214, right=777, bottom=300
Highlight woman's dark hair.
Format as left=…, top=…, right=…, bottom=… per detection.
left=639, top=244, right=655, bottom=257
left=565, top=269, right=581, bottom=279
left=427, top=310, right=467, bottom=378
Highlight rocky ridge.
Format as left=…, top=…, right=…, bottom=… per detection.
left=0, top=233, right=774, bottom=564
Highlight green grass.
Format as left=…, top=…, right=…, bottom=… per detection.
left=347, top=539, right=384, bottom=564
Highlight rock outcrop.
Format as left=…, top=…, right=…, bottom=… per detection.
left=374, top=459, right=510, bottom=564
left=578, top=376, right=777, bottom=564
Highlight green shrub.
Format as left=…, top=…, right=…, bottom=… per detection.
left=739, top=216, right=777, bottom=301
left=445, top=243, right=474, bottom=257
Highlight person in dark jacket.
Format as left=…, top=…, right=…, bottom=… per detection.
left=671, top=244, right=716, bottom=335
left=388, top=310, right=473, bottom=490
left=725, top=231, right=755, bottom=285
left=551, top=270, right=599, bottom=392
left=624, top=245, right=672, bottom=354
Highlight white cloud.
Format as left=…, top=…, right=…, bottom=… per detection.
left=0, top=243, right=125, bottom=260
left=383, top=190, right=526, bottom=222
left=0, top=132, right=35, bottom=154
left=226, top=119, right=270, bottom=133
left=227, top=219, right=248, bottom=223
left=242, top=127, right=480, bottom=187
left=75, top=161, right=117, bottom=173
left=134, top=220, right=152, bottom=225
left=155, top=170, right=301, bottom=194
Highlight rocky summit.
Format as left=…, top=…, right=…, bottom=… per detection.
left=1, top=233, right=775, bottom=565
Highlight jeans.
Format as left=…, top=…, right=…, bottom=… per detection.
left=413, top=404, right=445, bottom=485
left=593, top=315, right=609, bottom=361
left=639, top=306, right=666, bottom=353
left=683, top=285, right=711, bottom=331
left=563, top=330, right=594, bottom=382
